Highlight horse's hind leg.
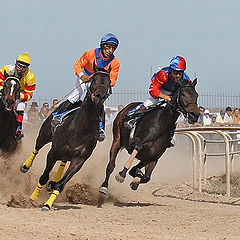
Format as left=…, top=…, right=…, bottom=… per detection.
left=46, top=161, right=67, bottom=192
left=30, top=148, right=57, bottom=201
left=99, top=137, right=121, bottom=195
left=20, top=118, right=53, bottom=173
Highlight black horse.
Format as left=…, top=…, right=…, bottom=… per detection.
left=0, top=74, right=21, bottom=155
left=100, top=79, right=200, bottom=194
left=22, top=65, right=111, bottom=210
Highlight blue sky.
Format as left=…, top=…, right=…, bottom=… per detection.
left=1, top=0, right=239, bottom=98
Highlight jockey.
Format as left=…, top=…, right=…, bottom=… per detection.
left=52, top=33, right=120, bottom=142
left=0, top=52, right=36, bottom=140
left=125, top=56, right=191, bottom=147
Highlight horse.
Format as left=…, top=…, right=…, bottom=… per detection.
left=99, top=79, right=200, bottom=195
left=0, top=73, right=21, bottom=155
left=21, top=64, right=111, bottom=210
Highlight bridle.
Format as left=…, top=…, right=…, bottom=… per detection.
left=87, top=71, right=112, bottom=102
left=1, top=76, right=20, bottom=109
left=169, top=83, right=197, bottom=119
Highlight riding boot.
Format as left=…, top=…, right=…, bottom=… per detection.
left=51, top=100, right=74, bottom=127
left=16, top=111, right=24, bottom=141
left=124, top=104, right=147, bottom=129
left=98, top=106, right=106, bottom=142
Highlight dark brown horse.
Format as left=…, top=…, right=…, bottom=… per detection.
left=0, top=74, right=21, bottom=155
left=100, top=79, right=199, bottom=194
left=21, top=65, right=111, bottom=210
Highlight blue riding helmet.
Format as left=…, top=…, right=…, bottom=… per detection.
left=170, top=56, right=186, bottom=71
left=100, top=33, right=119, bottom=48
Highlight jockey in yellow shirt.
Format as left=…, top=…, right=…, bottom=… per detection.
left=0, top=52, right=36, bottom=140
left=52, top=33, right=120, bottom=142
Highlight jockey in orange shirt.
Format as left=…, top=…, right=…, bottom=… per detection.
left=52, top=33, right=120, bottom=141
left=0, top=52, right=36, bottom=140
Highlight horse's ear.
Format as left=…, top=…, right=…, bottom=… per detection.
left=192, top=78, right=197, bottom=87
left=108, top=65, right=112, bottom=74
left=4, top=70, right=9, bottom=79
left=93, top=61, right=98, bottom=73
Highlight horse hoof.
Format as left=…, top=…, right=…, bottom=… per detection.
left=115, top=173, right=125, bottom=183
left=99, top=187, right=108, bottom=195
left=20, top=164, right=29, bottom=173
left=41, top=204, right=50, bottom=211
left=130, top=182, right=139, bottom=191
left=46, top=181, right=55, bottom=192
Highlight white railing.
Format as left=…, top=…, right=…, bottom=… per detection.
left=175, top=126, right=240, bottom=197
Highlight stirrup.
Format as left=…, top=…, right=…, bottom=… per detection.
left=124, top=119, right=136, bottom=129
left=167, top=139, right=175, bottom=148
left=98, top=129, right=106, bottom=142
left=51, top=115, right=62, bottom=127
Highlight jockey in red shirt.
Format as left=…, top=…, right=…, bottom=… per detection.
left=51, top=33, right=120, bottom=142
left=125, top=56, right=191, bottom=147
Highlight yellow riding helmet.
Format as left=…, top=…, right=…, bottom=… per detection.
left=16, top=52, right=31, bottom=65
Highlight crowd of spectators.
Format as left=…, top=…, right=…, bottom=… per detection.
left=177, top=106, right=240, bottom=129
left=23, top=99, right=59, bottom=132
left=22, top=100, right=240, bottom=135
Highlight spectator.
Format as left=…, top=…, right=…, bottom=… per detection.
left=232, top=108, right=240, bottom=125
left=105, top=107, right=114, bottom=131
left=38, top=102, right=50, bottom=122
left=24, top=102, right=40, bottom=132
left=117, top=104, right=124, bottom=112
left=194, top=106, right=205, bottom=126
left=49, top=99, right=59, bottom=113
left=203, top=109, right=211, bottom=126
left=176, top=112, right=188, bottom=128
left=216, top=110, right=226, bottom=126
left=224, top=107, right=233, bottom=125
left=210, top=114, right=217, bottom=126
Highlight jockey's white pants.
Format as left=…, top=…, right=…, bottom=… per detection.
left=143, top=88, right=171, bottom=107
left=67, top=77, right=91, bottom=104
left=15, top=101, right=25, bottom=111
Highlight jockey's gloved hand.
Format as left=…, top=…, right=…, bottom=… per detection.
left=81, top=75, right=90, bottom=83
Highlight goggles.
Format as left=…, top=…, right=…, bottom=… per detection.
left=16, top=62, right=29, bottom=71
left=171, top=69, right=184, bottom=76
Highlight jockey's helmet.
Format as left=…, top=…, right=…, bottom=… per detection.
left=170, top=56, right=186, bottom=71
left=16, top=52, right=31, bottom=66
left=100, top=33, right=119, bottom=48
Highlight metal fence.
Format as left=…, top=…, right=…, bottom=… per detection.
left=31, top=91, right=240, bottom=111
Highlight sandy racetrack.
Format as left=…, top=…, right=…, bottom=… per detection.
left=0, top=129, right=240, bottom=240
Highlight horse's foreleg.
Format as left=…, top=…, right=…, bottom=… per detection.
left=21, top=118, right=53, bottom=173
left=20, top=148, right=39, bottom=173
left=30, top=149, right=56, bottom=201
left=100, top=139, right=121, bottom=195
left=42, top=159, right=85, bottom=211
left=115, top=149, right=138, bottom=184
left=130, top=161, right=157, bottom=191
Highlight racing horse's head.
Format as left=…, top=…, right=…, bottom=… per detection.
left=1, top=73, right=20, bottom=111
left=171, top=79, right=200, bottom=124
left=87, top=62, right=111, bottom=105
